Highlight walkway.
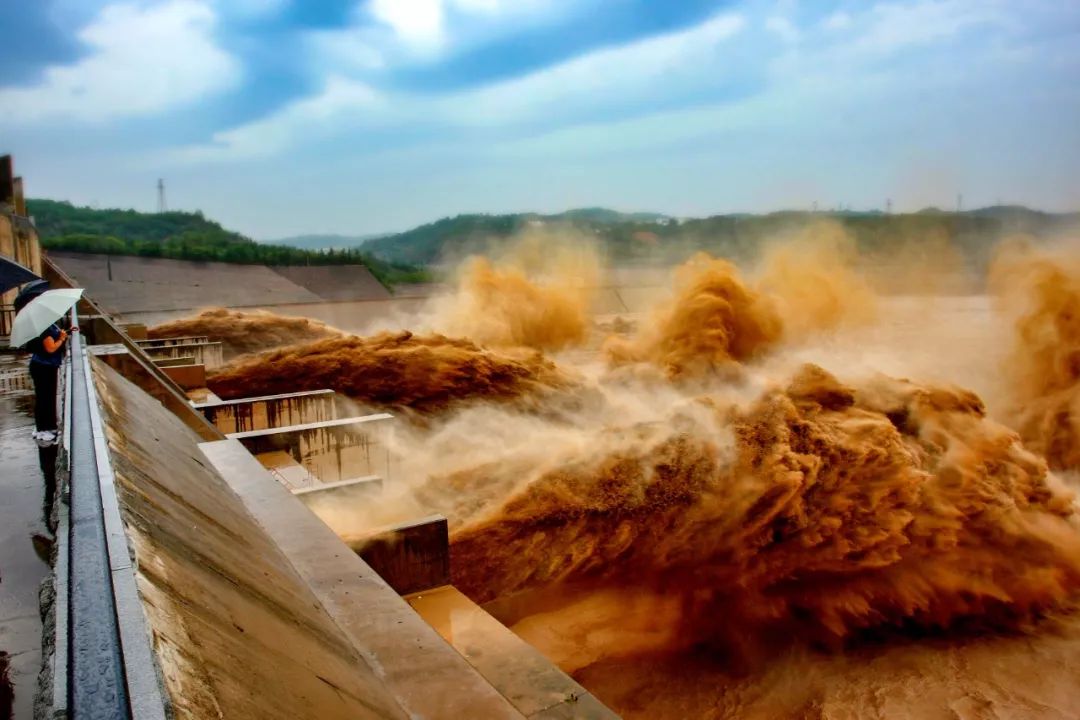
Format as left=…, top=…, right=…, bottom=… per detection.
left=0, top=372, right=53, bottom=720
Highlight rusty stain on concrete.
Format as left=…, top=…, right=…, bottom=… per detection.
left=196, top=390, right=340, bottom=434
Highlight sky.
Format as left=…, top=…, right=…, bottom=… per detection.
left=0, top=0, right=1078, bottom=240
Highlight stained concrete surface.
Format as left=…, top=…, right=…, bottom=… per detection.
left=200, top=439, right=527, bottom=719
left=49, top=253, right=393, bottom=315
left=196, top=389, right=340, bottom=435
left=270, top=265, right=391, bottom=302
left=0, top=393, right=52, bottom=720
left=232, top=414, right=394, bottom=485
left=92, top=360, right=409, bottom=719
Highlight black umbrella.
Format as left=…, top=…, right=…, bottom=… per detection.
left=0, top=256, right=40, bottom=295
left=13, top=279, right=50, bottom=311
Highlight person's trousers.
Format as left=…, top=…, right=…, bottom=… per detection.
left=29, top=361, right=59, bottom=432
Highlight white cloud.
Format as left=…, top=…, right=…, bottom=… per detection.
left=0, top=0, right=239, bottom=124
left=454, top=0, right=502, bottom=10
left=765, top=15, right=799, bottom=42
left=365, top=0, right=507, bottom=52
left=854, top=1, right=1002, bottom=55
left=169, top=11, right=746, bottom=163
left=369, top=0, right=446, bottom=50
left=358, top=0, right=573, bottom=58
left=162, top=1, right=1016, bottom=168
left=453, top=13, right=746, bottom=125
left=823, top=11, right=852, bottom=31
left=215, top=0, right=288, bottom=19
left=168, top=75, right=384, bottom=163
left=309, top=26, right=387, bottom=71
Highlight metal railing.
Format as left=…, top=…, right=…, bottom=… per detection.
left=55, top=305, right=168, bottom=719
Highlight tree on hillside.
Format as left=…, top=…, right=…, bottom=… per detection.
left=28, top=198, right=431, bottom=287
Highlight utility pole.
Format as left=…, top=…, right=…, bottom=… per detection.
left=886, top=198, right=892, bottom=214
left=157, top=178, right=167, bottom=213
left=956, top=193, right=963, bottom=213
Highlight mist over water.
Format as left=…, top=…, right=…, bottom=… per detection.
left=991, top=241, right=1080, bottom=473
left=149, top=307, right=341, bottom=359
left=153, top=228, right=1080, bottom=719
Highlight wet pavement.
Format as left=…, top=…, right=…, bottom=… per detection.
left=0, top=384, right=53, bottom=720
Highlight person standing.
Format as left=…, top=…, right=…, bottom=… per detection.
left=27, top=323, right=73, bottom=447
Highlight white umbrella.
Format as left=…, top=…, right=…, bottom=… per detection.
left=9, top=288, right=84, bottom=348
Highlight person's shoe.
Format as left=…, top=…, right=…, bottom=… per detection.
left=34, top=430, right=57, bottom=448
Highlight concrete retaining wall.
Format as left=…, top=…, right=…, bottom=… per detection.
left=195, top=389, right=341, bottom=434
left=48, top=253, right=396, bottom=316
left=143, top=341, right=224, bottom=370
left=92, top=361, right=411, bottom=719
left=136, top=336, right=210, bottom=348
left=231, top=414, right=394, bottom=485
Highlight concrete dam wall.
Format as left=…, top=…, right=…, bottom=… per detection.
left=93, top=360, right=408, bottom=718
left=48, top=252, right=392, bottom=315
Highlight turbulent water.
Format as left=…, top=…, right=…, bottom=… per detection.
left=991, top=242, right=1080, bottom=473
left=149, top=307, right=341, bottom=359
left=206, top=331, right=576, bottom=414
left=172, top=231, right=1080, bottom=719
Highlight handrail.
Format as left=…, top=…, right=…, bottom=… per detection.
left=64, top=305, right=168, bottom=719
left=44, top=255, right=222, bottom=441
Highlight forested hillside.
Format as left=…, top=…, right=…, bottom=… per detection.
left=261, top=233, right=386, bottom=251
left=29, top=199, right=1078, bottom=275
left=363, top=206, right=1080, bottom=266
left=27, top=199, right=429, bottom=286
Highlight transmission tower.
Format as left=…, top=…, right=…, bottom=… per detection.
left=157, top=178, right=167, bottom=213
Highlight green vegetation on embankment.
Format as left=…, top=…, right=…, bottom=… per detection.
left=27, top=199, right=430, bottom=287
left=362, top=206, right=1080, bottom=267
left=29, top=198, right=1080, bottom=279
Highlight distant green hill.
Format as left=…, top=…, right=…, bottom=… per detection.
left=29, top=198, right=251, bottom=246
left=27, top=199, right=429, bottom=287
left=550, top=207, right=670, bottom=224
left=262, top=233, right=387, bottom=251
left=361, top=208, right=672, bottom=265
left=29, top=199, right=1079, bottom=278
left=363, top=206, right=1080, bottom=266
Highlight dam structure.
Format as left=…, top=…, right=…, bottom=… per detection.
left=0, top=182, right=616, bottom=717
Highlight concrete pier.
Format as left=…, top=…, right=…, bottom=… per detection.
left=229, top=414, right=394, bottom=486
left=408, top=586, right=618, bottom=719
left=200, top=439, right=524, bottom=719
left=141, top=340, right=224, bottom=369
left=195, top=389, right=342, bottom=434
left=345, top=515, right=452, bottom=596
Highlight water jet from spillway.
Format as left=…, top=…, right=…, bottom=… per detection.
left=149, top=307, right=342, bottom=359
left=992, top=242, right=1080, bottom=472
left=207, top=331, right=577, bottom=414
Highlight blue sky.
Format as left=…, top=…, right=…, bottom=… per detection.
left=1, top=0, right=1078, bottom=239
